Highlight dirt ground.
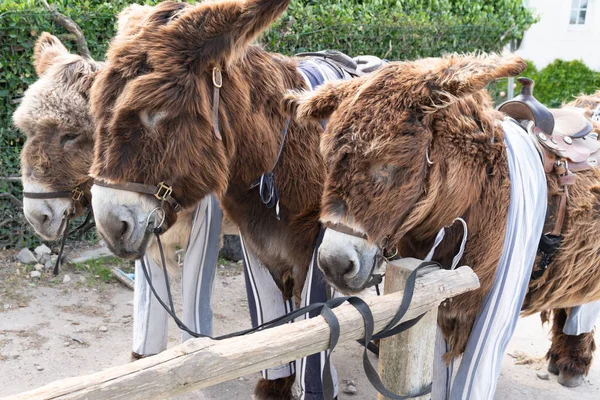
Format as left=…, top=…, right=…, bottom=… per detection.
left=1, top=245, right=599, bottom=400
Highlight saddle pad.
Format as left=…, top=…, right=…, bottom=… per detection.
left=297, top=58, right=353, bottom=90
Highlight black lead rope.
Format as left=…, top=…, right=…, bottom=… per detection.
left=141, top=230, right=435, bottom=400
left=250, top=118, right=291, bottom=220
left=53, top=213, right=73, bottom=276
left=53, top=210, right=94, bottom=276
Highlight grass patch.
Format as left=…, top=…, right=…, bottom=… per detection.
left=70, top=257, right=132, bottom=285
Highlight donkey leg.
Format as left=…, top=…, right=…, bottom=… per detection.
left=547, top=308, right=596, bottom=388
left=255, top=376, right=296, bottom=400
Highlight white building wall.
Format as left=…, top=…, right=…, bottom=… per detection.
left=516, top=0, right=600, bottom=71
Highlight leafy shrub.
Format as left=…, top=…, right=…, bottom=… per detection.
left=491, top=59, right=600, bottom=107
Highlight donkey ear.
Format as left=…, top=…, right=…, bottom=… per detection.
left=33, top=32, right=69, bottom=76
left=283, top=79, right=363, bottom=121
left=428, top=53, right=526, bottom=101
left=116, top=4, right=153, bottom=38
left=169, top=0, right=291, bottom=66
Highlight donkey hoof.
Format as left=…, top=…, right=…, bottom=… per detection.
left=254, top=376, right=295, bottom=400
left=558, top=371, right=584, bottom=388
left=547, top=359, right=559, bottom=375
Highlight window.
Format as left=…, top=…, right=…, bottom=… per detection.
left=570, top=0, right=588, bottom=25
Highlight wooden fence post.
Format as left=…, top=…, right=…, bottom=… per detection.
left=378, top=258, right=439, bottom=400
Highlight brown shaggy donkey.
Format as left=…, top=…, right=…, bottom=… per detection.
left=284, top=54, right=600, bottom=387
left=14, top=10, right=195, bottom=272
left=88, top=1, right=326, bottom=398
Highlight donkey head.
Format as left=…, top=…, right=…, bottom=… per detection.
left=89, top=0, right=291, bottom=259
left=286, top=53, right=526, bottom=292
left=14, top=33, right=101, bottom=240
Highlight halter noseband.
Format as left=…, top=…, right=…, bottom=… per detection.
left=22, top=180, right=94, bottom=276
left=22, top=184, right=88, bottom=208
left=93, top=180, right=182, bottom=213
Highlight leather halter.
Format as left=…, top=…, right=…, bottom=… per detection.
left=92, top=67, right=225, bottom=214
left=22, top=180, right=93, bottom=276
left=22, top=184, right=87, bottom=206
left=93, top=179, right=182, bottom=213
left=324, top=222, right=368, bottom=240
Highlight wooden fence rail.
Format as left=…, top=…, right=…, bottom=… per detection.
left=3, top=263, right=479, bottom=400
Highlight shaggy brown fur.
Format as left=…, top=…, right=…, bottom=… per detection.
left=546, top=308, right=597, bottom=378
left=567, top=90, right=600, bottom=110
left=89, top=1, right=326, bottom=397
left=285, top=54, right=600, bottom=372
left=14, top=32, right=101, bottom=217
left=90, top=0, right=324, bottom=302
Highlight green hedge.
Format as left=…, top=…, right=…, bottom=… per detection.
left=0, top=0, right=535, bottom=248
left=491, top=59, right=600, bottom=108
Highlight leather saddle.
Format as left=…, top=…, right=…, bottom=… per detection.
left=498, top=78, right=600, bottom=279
left=498, top=78, right=599, bottom=277
left=295, top=50, right=384, bottom=77
left=498, top=78, right=599, bottom=173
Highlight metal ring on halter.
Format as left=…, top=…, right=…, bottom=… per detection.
left=384, top=246, right=399, bottom=261
left=147, top=206, right=166, bottom=232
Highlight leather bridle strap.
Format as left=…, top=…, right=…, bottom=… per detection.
left=23, top=183, right=89, bottom=207
left=93, top=180, right=182, bottom=212
left=212, top=67, right=223, bottom=141
left=323, top=222, right=368, bottom=240
left=23, top=183, right=92, bottom=276
left=22, top=191, right=73, bottom=199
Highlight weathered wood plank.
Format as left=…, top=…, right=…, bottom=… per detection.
left=3, top=265, right=479, bottom=400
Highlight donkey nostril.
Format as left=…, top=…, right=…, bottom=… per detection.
left=343, top=259, right=358, bottom=279
left=120, top=221, right=129, bottom=238
left=41, top=214, right=49, bottom=224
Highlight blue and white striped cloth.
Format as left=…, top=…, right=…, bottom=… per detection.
left=433, top=119, right=548, bottom=400
left=297, top=58, right=353, bottom=90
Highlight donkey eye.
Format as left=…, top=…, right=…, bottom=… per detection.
left=371, top=163, right=399, bottom=183
left=60, top=133, right=79, bottom=146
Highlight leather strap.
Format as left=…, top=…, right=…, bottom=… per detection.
left=323, top=222, right=369, bottom=240
left=551, top=193, right=567, bottom=237
left=557, top=173, right=576, bottom=186
left=92, top=68, right=223, bottom=213
left=94, top=179, right=182, bottom=212
left=22, top=191, right=73, bottom=199
left=23, top=182, right=90, bottom=208
left=212, top=67, right=223, bottom=141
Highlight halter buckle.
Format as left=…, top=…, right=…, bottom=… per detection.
left=155, top=182, right=173, bottom=201
left=72, top=187, right=84, bottom=202
left=212, top=68, right=223, bottom=88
